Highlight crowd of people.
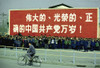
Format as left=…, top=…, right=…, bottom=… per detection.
left=0, top=34, right=100, bottom=52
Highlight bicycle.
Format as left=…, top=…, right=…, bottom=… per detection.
left=17, top=54, right=42, bottom=66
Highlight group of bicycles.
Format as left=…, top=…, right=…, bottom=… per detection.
left=17, top=54, right=42, bottom=66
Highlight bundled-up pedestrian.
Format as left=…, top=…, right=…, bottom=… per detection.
left=50, top=37, right=56, bottom=49
left=58, top=37, right=62, bottom=49
left=64, top=38, right=68, bottom=49
left=83, top=39, right=88, bottom=52
left=90, top=39, right=95, bottom=51
left=68, top=38, right=71, bottom=49
left=24, top=38, right=29, bottom=48
left=71, top=38, right=76, bottom=49
left=62, top=38, right=65, bottom=49
left=76, top=38, right=81, bottom=51
left=95, top=40, right=99, bottom=50
left=44, top=37, right=49, bottom=49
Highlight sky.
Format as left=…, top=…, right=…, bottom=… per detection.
left=0, top=0, right=100, bottom=22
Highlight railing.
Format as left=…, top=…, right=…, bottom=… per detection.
left=0, top=45, right=100, bottom=66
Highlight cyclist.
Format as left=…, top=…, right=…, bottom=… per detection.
left=26, top=42, right=36, bottom=65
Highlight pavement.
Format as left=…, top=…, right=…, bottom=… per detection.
left=0, top=57, right=96, bottom=68
left=0, top=47, right=100, bottom=68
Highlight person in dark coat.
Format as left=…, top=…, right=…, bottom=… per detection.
left=71, top=38, right=76, bottom=49
left=90, top=39, right=95, bottom=51
left=76, top=38, right=81, bottom=51
left=14, top=37, right=21, bottom=47
left=0, top=36, right=2, bottom=45
left=9, top=37, right=14, bottom=46
left=44, top=37, right=49, bottom=49
left=83, top=39, right=88, bottom=52
left=80, top=38, right=84, bottom=49
left=62, top=38, right=65, bottom=49
left=58, top=37, right=62, bottom=49
left=24, top=38, right=29, bottom=48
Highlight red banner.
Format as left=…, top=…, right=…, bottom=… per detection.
left=9, top=9, right=98, bottom=38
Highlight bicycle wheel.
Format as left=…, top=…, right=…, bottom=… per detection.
left=32, top=56, right=42, bottom=67
left=17, top=56, right=27, bottom=66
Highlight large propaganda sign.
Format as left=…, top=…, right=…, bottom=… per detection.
left=9, top=8, right=99, bottom=38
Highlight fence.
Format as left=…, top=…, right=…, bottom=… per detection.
left=0, top=45, right=100, bottom=66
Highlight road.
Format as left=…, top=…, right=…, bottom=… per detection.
left=0, top=48, right=100, bottom=68
left=0, top=57, right=95, bottom=68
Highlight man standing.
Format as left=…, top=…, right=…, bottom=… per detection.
left=84, top=38, right=88, bottom=52
left=24, top=38, right=29, bottom=48
left=90, top=39, right=95, bottom=51
left=44, top=37, right=49, bottom=49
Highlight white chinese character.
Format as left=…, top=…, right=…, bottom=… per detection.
left=53, top=25, right=60, bottom=33
left=85, top=13, right=93, bottom=22
left=54, top=13, right=60, bottom=22
left=39, top=13, right=46, bottom=22
left=46, top=25, right=52, bottom=33
left=13, top=24, right=18, bottom=33
left=61, top=25, right=68, bottom=33
left=33, top=13, right=38, bottom=22
left=19, top=25, right=25, bottom=33
left=69, top=25, right=76, bottom=34
left=61, top=13, right=68, bottom=22
left=26, top=14, right=32, bottom=22
left=39, top=24, right=45, bottom=33
left=69, top=13, right=76, bottom=22
left=32, top=24, right=38, bottom=33
left=26, top=24, right=31, bottom=33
